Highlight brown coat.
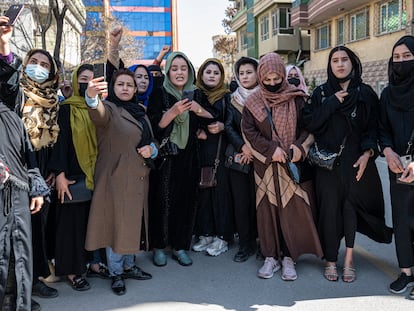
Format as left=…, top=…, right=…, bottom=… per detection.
left=85, top=100, right=150, bottom=254
left=242, top=98, right=323, bottom=261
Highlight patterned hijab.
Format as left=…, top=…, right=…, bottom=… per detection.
left=163, top=52, right=197, bottom=149
left=62, top=65, right=97, bottom=190
left=196, top=58, right=228, bottom=105
left=20, top=49, right=60, bottom=150
left=245, top=52, right=306, bottom=150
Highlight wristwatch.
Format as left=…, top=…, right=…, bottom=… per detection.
left=197, top=107, right=203, bottom=114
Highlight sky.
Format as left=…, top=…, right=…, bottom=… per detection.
left=177, top=0, right=230, bottom=69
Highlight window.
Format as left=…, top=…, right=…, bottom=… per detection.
left=337, top=18, right=345, bottom=45
left=350, top=9, right=369, bottom=41
left=316, top=24, right=330, bottom=50
left=239, top=27, right=247, bottom=50
left=379, top=0, right=406, bottom=34
left=271, top=8, right=294, bottom=36
left=260, top=15, right=269, bottom=41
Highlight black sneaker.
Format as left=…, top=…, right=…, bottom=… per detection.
left=31, top=299, right=41, bottom=311
left=32, top=280, right=58, bottom=298
left=122, top=265, right=152, bottom=280
left=409, top=287, right=414, bottom=300
left=389, top=273, right=414, bottom=294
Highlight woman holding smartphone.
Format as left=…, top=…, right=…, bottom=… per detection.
left=147, top=52, right=211, bottom=267
left=378, top=35, right=414, bottom=297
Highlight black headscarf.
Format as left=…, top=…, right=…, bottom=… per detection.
left=326, top=46, right=362, bottom=116
left=106, top=69, right=152, bottom=146
left=147, top=64, right=164, bottom=89
left=388, top=35, right=414, bottom=111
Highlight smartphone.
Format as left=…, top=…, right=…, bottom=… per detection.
left=3, top=4, right=24, bottom=26
left=182, top=90, right=194, bottom=101
left=396, top=154, right=414, bottom=185
left=93, top=63, right=106, bottom=80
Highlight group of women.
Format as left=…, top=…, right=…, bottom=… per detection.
left=1, top=11, right=414, bottom=309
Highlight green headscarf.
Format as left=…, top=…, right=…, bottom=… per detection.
left=163, top=51, right=197, bottom=149
left=62, top=66, right=97, bottom=190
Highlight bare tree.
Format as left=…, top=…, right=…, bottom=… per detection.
left=214, top=35, right=237, bottom=65
left=51, top=0, right=68, bottom=60
left=222, top=5, right=237, bottom=35
left=81, top=15, right=144, bottom=65
left=31, top=0, right=53, bottom=50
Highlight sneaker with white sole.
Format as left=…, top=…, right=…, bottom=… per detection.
left=281, top=256, right=297, bottom=281
left=206, top=237, right=228, bottom=256
left=192, top=236, right=214, bottom=252
left=257, top=257, right=280, bottom=279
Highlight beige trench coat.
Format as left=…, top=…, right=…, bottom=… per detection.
left=85, top=100, right=150, bottom=254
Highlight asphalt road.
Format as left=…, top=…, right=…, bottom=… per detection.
left=36, top=158, right=414, bottom=311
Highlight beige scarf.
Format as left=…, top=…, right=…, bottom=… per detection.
left=20, top=68, right=59, bottom=150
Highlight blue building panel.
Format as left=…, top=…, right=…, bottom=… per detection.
left=111, top=12, right=171, bottom=32
left=138, top=36, right=172, bottom=59
left=110, top=0, right=171, bottom=6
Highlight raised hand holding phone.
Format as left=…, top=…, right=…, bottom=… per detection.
left=2, top=4, right=24, bottom=26
left=87, top=76, right=108, bottom=98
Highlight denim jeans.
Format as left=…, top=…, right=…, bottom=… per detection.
left=105, top=247, right=135, bottom=276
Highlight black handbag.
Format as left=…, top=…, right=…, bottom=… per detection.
left=158, top=137, right=179, bottom=158
left=63, top=175, right=92, bottom=204
left=199, top=135, right=222, bottom=189
left=307, top=140, right=346, bottom=171
left=224, top=144, right=251, bottom=174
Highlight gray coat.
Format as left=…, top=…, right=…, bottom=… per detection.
left=85, top=100, right=150, bottom=254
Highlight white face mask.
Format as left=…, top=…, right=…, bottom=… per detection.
left=25, top=64, right=50, bottom=84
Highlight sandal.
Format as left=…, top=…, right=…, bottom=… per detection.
left=342, top=266, right=356, bottom=283
left=324, top=265, right=339, bottom=282
left=67, top=275, right=91, bottom=291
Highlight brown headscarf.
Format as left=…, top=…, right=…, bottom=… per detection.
left=196, top=58, right=229, bottom=105
left=20, top=49, right=60, bottom=150
left=244, top=53, right=306, bottom=150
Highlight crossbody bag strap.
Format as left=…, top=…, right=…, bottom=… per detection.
left=405, top=128, right=414, bottom=155
left=212, top=97, right=226, bottom=177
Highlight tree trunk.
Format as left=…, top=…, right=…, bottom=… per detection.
left=53, top=4, right=68, bottom=61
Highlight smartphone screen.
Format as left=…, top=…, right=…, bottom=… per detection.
left=93, top=63, right=106, bottom=80
left=4, top=4, right=24, bottom=26
left=182, top=90, right=194, bottom=101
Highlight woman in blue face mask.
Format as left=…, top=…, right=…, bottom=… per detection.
left=18, top=48, right=63, bottom=302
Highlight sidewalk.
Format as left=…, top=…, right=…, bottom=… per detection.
left=36, top=234, right=413, bottom=311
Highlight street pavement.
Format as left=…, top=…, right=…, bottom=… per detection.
left=36, top=158, right=414, bottom=311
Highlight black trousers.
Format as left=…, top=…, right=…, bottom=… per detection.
left=31, top=200, right=51, bottom=280
left=390, top=176, right=414, bottom=268
left=228, top=169, right=257, bottom=247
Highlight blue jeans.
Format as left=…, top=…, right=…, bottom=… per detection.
left=105, top=247, right=135, bottom=276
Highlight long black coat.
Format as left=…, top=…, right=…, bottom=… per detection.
left=302, top=83, right=392, bottom=260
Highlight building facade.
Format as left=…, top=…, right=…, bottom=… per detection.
left=2, top=0, right=85, bottom=69
left=230, top=0, right=310, bottom=65
left=291, top=0, right=412, bottom=94
left=84, top=0, right=177, bottom=65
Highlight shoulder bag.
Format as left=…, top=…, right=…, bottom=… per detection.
left=199, top=134, right=222, bottom=189
left=224, top=144, right=251, bottom=174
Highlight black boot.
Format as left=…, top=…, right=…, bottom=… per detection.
left=31, top=299, right=41, bottom=311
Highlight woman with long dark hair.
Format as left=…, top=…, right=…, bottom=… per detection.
left=303, top=46, right=392, bottom=282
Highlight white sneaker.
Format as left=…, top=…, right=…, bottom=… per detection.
left=257, top=257, right=281, bottom=279
left=281, top=256, right=297, bottom=281
left=192, top=236, right=214, bottom=252
left=206, top=237, right=228, bottom=256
